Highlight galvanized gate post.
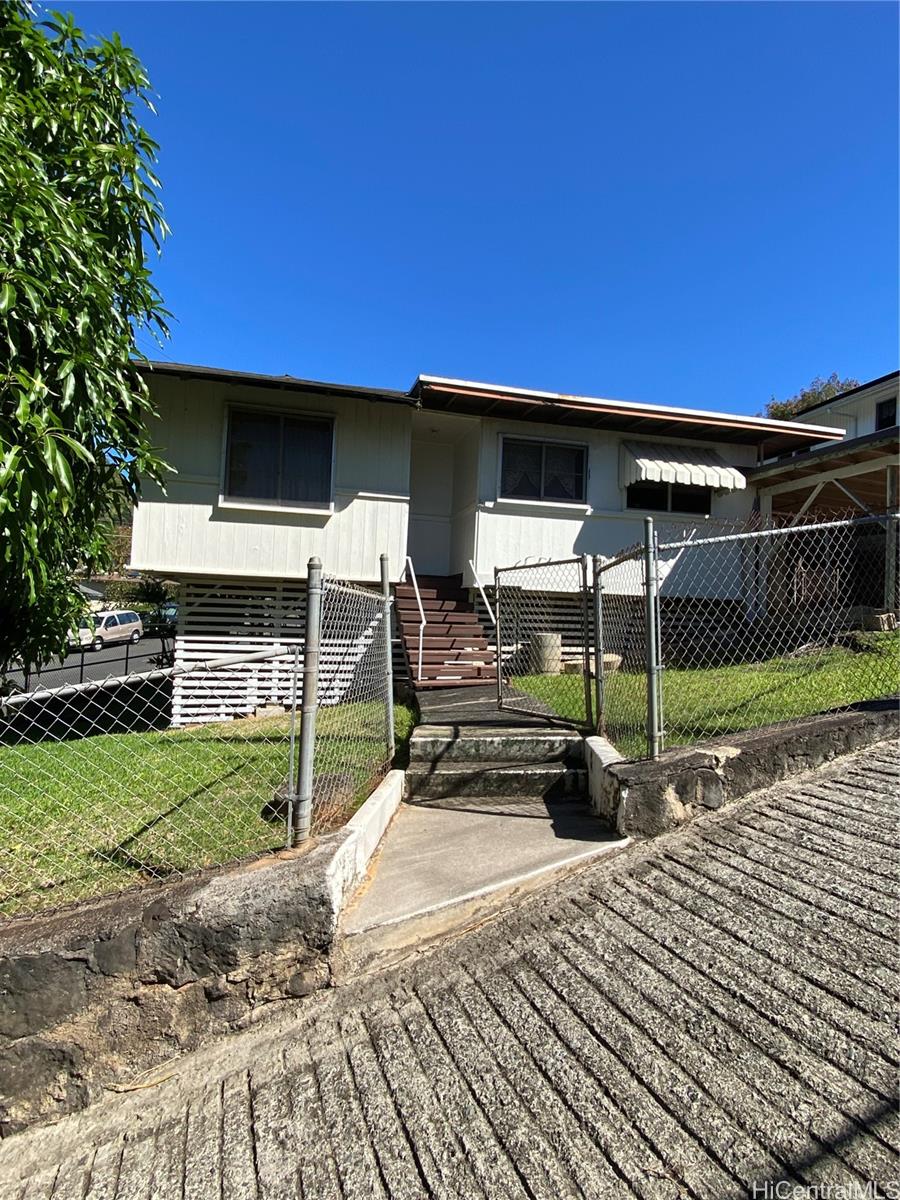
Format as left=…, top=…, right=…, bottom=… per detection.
left=643, top=518, right=662, bottom=760
left=380, top=553, right=395, bottom=760
left=592, top=555, right=604, bottom=735
left=580, top=555, right=594, bottom=730
left=294, top=556, right=322, bottom=844
left=494, top=566, right=503, bottom=710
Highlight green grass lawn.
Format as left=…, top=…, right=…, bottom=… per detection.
left=0, top=700, right=416, bottom=917
left=515, top=632, right=899, bottom=760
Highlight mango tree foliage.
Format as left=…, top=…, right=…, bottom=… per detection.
left=0, top=1, right=168, bottom=673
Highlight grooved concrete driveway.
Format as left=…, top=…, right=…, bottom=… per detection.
left=1, top=742, right=897, bottom=1198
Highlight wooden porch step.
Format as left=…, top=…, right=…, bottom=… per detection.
left=419, top=649, right=495, bottom=664
left=414, top=636, right=490, bottom=651
left=401, top=622, right=488, bottom=640
left=395, top=597, right=472, bottom=614
left=399, top=609, right=481, bottom=626
left=417, top=663, right=496, bottom=680
left=414, top=676, right=498, bottom=690
left=396, top=581, right=467, bottom=599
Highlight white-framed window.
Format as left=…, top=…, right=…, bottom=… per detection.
left=222, top=407, right=334, bottom=507
left=626, top=481, right=712, bottom=516
left=499, top=436, right=587, bottom=503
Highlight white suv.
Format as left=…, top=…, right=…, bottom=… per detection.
left=71, top=610, right=143, bottom=651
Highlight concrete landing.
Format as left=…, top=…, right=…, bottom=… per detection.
left=338, top=798, right=628, bottom=972
left=415, top=683, right=561, bottom=727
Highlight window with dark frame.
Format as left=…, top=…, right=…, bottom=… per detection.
left=500, top=438, right=587, bottom=502
left=224, top=409, right=333, bottom=505
left=626, top=481, right=713, bottom=515
left=875, top=397, right=897, bottom=431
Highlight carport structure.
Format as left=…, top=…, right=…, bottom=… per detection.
left=750, top=425, right=899, bottom=521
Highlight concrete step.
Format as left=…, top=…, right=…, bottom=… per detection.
left=410, top=725, right=584, bottom=763
left=405, top=760, right=587, bottom=801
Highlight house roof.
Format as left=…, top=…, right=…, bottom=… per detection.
left=138, top=360, right=415, bottom=406
left=411, top=374, right=844, bottom=455
left=779, top=369, right=899, bottom=419
left=138, top=360, right=844, bottom=456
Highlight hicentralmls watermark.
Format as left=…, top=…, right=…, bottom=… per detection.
left=751, top=1184, right=900, bottom=1200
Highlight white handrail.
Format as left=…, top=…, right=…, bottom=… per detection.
left=404, top=556, right=426, bottom=681
left=468, top=559, right=496, bottom=627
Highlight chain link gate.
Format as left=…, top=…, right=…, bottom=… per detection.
left=494, top=556, right=594, bottom=727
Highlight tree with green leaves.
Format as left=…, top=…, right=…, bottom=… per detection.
left=0, top=1, right=168, bottom=674
left=763, top=373, right=859, bottom=421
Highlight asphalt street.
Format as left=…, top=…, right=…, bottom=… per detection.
left=6, top=637, right=173, bottom=693
left=0, top=741, right=897, bottom=1198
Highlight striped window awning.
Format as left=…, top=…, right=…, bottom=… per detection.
left=620, top=441, right=747, bottom=491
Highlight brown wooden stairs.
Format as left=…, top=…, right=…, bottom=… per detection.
left=395, top=573, right=498, bottom=690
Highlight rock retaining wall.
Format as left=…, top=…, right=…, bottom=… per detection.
left=0, top=770, right=404, bottom=1135
left=587, top=700, right=898, bottom=838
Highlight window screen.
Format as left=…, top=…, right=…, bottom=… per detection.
left=627, top=482, right=711, bottom=515
left=875, top=397, right=897, bottom=431
left=225, top=410, right=333, bottom=505
left=500, top=439, right=586, bottom=502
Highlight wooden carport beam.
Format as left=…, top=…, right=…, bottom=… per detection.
left=788, top=483, right=825, bottom=525
left=758, top=454, right=898, bottom=498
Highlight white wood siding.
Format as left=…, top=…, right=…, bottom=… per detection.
left=791, top=376, right=898, bottom=443
left=132, top=376, right=412, bottom=582
left=469, top=417, right=757, bottom=580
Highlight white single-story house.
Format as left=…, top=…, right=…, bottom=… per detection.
left=129, top=363, right=845, bottom=713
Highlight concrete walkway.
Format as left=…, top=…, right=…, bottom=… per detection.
left=337, top=683, right=625, bottom=966
left=342, top=798, right=627, bottom=935
left=2, top=741, right=896, bottom=1197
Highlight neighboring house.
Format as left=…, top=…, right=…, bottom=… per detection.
left=751, top=371, right=899, bottom=520
left=130, top=362, right=842, bottom=715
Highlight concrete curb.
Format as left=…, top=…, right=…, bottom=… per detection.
left=0, top=770, right=405, bottom=1136
left=587, top=700, right=898, bottom=839
left=324, top=769, right=405, bottom=911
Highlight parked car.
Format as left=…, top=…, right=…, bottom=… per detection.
left=69, top=610, right=143, bottom=651
left=143, top=601, right=177, bottom=638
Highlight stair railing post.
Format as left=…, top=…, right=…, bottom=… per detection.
left=380, top=553, right=395, bottom=761
left=294, top=556, right=322, bottom=845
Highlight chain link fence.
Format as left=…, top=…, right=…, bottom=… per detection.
left=306, top=567, right=395, bottom=833
left=495, top=556, right=593, bottom=726
left=594, top=546, right=648, bottom=755
left=0, top=647, right=297, bottom=918
left=652, top=513, right=899, bottom=755
left=0, top=555, right=398, bottom=920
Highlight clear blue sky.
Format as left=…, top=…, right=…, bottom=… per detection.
left=64, top=1, right=898, bottom=414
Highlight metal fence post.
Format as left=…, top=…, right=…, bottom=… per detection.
left=592, top=555, right=604, bottom=735
left=380, top=553, right=395, bottom=761
left=294, top=556, right=322, bottom=845
left=643, top=517, right=662, bottom=760
left=580, top=554, right=594, bottom=731
left=494, top=567, right=503, bottom=710
left=285, top=644, right=300, bottom=848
